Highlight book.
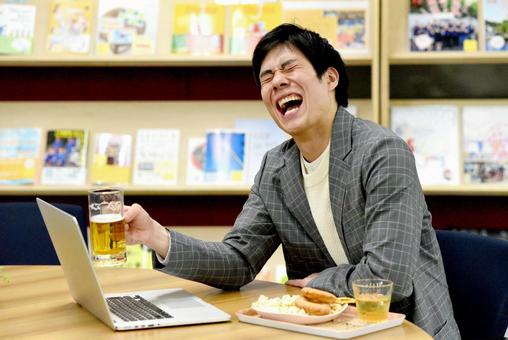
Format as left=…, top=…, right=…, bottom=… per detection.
left=0, top=4, right=36, bottom=55
left=47, top=0, right=93, bottom=54
left=172, top=2, right=225, bottom=55
left=234, top=119, right=288, bottom=185
left=186, top=137, right=206, bottom=185
left=133, top=129, right=180, bottom=185
left=91, top=133, right=132, bottom=185
left=391, top=105, right=460, bottom=185
left=96, top=0, right=159, bottom=56
left=463, top=106, right=508, bottom=183
left=484, top=0, right=508, bottom=51
left=41, top=129, right=88, bottom=185
left=0, top=128, right=41, bottom=185
left=204, top=130, right=246, bottom=184
left=282, top=1, right=369, bottom=54
left=409, top=0, right=479, bottom=52
left=228, top=2, right=282, bottom=56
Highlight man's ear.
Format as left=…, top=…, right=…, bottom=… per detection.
left=326, top=67, right=339, bottom=91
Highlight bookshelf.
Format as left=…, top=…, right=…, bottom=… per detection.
left=380, top=0, right=508, bottom=230
left=0, top=0, right=380, bottom=227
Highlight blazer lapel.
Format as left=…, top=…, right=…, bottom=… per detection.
left=329, top=107, right=354, bottom=261
left=279, top=142, right=331, bottom=260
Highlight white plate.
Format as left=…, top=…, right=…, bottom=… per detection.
left=251, top=304, right=348, bottom=325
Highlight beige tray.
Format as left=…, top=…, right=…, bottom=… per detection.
left=236, top=306, right=405, bottom=339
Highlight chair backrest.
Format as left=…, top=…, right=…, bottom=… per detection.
left=0, top=201, right=88, bottom=265
left=436, top=230, right=508, bottom=340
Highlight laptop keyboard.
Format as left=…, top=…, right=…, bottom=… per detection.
left=106, top=295, right=173, bottom=322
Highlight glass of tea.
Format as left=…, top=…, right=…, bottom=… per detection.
left=352, top=278, right=393, bottom=323
left=88, top=187, right=126, bottom=266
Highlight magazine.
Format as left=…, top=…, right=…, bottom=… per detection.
left=91, top=133, right=132, bottom=185
left=408, top=0, right=478, bottom=52
left=229, top=2, right=282, bottom=55
left=0, top=4, right=36, bottom=55
left=484, top=0, right=508, bottom=51
left=172, top=2, right=225, bottom=55
left=391, top=105, right=460, bottom=185
left=41, top=129, right=88, bottom=185
left=47, top=0, right=93, bottom=54
left=96, top=0, right=159, bottom=55
left=234, top=119, right=288, bottom=185
left=186, top=137, right=206, bottom=185
left=282, top=1, right=369, bottom=54
left=463, top=106, right=508, bottom=183
left=0, top=128, right=41, bottom=185
left=133, top=129, right=180, bottom=185
left=204, top=130, right=246, bottom=184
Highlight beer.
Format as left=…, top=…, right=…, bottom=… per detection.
left=90, top=213, right=126, bottom=266
left=355, top=293, right=391, bottom=323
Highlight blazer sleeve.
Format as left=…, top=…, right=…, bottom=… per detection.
left=309, top=136, right=423, bottom=303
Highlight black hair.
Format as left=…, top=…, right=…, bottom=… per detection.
left=252, top=23, right=349, bottom=107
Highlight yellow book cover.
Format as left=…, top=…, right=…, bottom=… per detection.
left=91, top=133, right=132, bottom=185
left=0, top=128, right=41, bottom=185
left=96, top=0, right=159, bottom=56
left=282, top=1, right=369, bottom=54
left=172, top=2, right=225, bottom=55
left=47, top=0, right=93, bottom=54
left=229, top=2, right=282, bottom=56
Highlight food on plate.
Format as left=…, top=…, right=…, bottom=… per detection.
left=295, top=295, right=331, bottom=316
left=300, top=287, right=337, bottom=304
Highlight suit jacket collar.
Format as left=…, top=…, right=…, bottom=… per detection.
left=277, top=107, right=354, bottom=264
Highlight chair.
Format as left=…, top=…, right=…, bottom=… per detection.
left=435, top=230, right=508, bottom=340
left=0, top=201, right=88, bottom=265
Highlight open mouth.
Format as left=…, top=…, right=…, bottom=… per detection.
left=277, top=94, right=303, bottom=116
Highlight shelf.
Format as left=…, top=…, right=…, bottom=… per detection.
left=0, top=185, right=251, bottom=196
left=423, top=185, right=508, bottom=196
left=0, top=54, right=373, bottom=67
left=389, top=52, right=508, bottom=65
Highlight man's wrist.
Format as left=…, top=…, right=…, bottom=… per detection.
left=146, top=221, right=170, bottom=258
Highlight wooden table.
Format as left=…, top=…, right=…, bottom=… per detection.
left=0, top=266, right=432, bottom=339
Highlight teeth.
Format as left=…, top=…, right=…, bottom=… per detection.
left=278, top=94, right=302, bottom=108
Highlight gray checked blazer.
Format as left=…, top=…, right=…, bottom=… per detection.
left=156, top=107, right=460, bottom=339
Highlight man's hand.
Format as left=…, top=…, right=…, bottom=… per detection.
left=124, top=203, right=169, bottom=258
left=285, top=273, right=319, bottom=288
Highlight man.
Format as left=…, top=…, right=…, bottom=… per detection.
left=124, top=24, right=459, bottom=339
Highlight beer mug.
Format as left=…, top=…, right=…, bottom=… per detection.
left=88, top=187, right=127, bottom=266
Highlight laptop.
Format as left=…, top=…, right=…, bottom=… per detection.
left=36, top=198, right=231, bottom=331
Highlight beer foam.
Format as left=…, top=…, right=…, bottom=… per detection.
left=90, top=214, right=123, bottom=223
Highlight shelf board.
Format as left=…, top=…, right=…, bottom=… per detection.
left=389, top=51, right=508, bottom=65
left=0, top=185, right=252, bottom=196
left=0, top=54, right=373, bottom=67
left=423, top=185, right=508, bottom=196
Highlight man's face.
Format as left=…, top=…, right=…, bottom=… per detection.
left=258, top=44, right=338, bottom=139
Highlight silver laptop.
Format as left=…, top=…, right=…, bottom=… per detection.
left=36, top=198, right=231, bottom=331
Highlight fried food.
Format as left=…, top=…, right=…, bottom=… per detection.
left=300, top=287, right=337, bottom=304
left=294, top=296, right=331, bottom=316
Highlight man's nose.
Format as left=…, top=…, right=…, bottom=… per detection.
left=272, top=70, right=288, bottom=89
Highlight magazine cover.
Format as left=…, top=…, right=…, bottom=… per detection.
left=282, top=1, right=369, bottom=54
left=463, top=106, right=508, bottom=183
left=96, top=0, right=159, bottom=55
left=47, top=0, right=93, bottom=54
left=0, top=4, right=36, bottom=55
left=172, top=2, right=225, bottom=55
left=91, top=133, right=132, bottom=185
left=228, top=2, right=281, bottom=55
left=0, top=128, right=41, bottom=185
left=41, top=129, right=88, bottom=185
left=484, top=0, right=508, bottom=51
left=408, top=0, right=478, bottom=52
left=391, top=105, right=460, bottom=185
left=234, top=119, right=287, bottom=185
left=186, top=137, right=206, bottom=185
left=133, top=129, right=180, bottom=185
left=204, top=130, right=246, bottom=184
